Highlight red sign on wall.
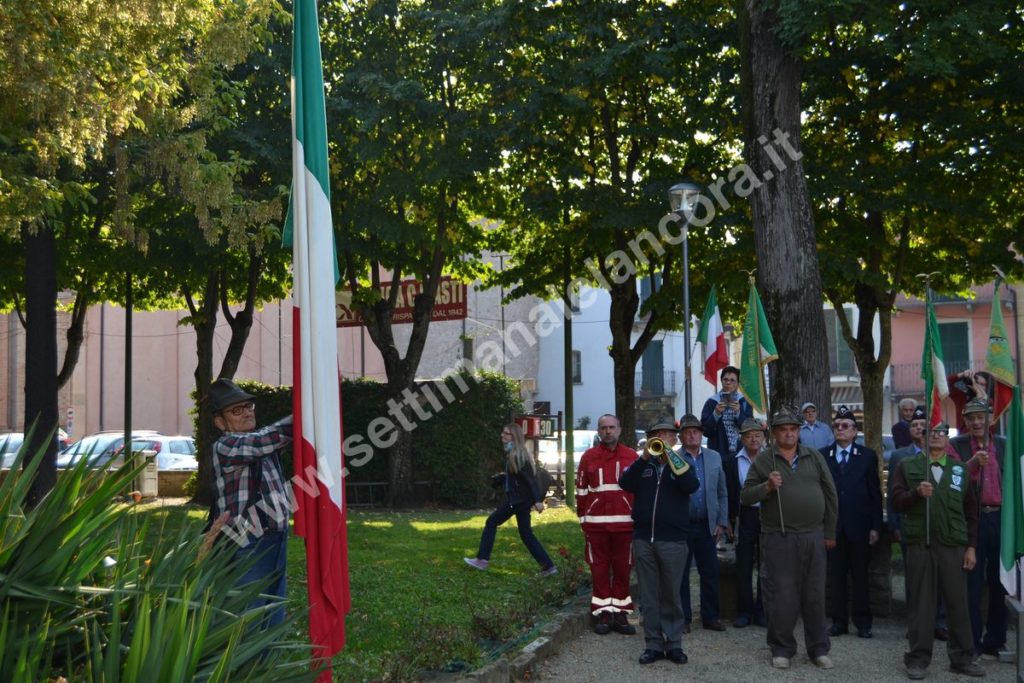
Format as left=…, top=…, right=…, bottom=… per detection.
left=336, top=276, right=468, bottom=327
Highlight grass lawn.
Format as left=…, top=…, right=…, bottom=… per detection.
left=137, top=502, right=589, bottom=682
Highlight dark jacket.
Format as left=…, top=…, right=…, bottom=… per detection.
left=619, top=456, right=699, bottom=542
left=822, top=441, right=883, bottom=542
left=501, top=464, right=544, bottom=506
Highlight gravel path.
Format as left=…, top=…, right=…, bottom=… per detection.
left=533, top=616, right=1014, bottom=682
left=533, top=574, right=1016, bottom=682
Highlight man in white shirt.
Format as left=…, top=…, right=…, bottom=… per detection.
left=798, top=402, right=833, bottom=452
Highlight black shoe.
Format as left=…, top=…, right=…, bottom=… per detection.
left=934, top=627, right=949, bottom=641
left=733, top=615, right=750, bottom=628
left=612, top=612, right=636, bottom=635
left=639, top=649, right=664, bottom=665
left=703, top=619, right=727, bottom=632
left=828, top=624, right=849, bottom=637
left=857, top=628, right=873, bottom=639
left=594, top=613, right=611, bottom=635
left=667, top=648, right=688, bottom=664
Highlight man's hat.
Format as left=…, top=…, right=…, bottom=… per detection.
left=677, top=414, right=703, bottom=431
left=911, top=407, right=927, bottom=421
left=208, top=378, right=255, bottom=412
left=740, top=418, right=763, bottom=434
left=833, top=405, right=858, bottom=426
left=962, top=397, right=991, bottom=415
left=800, top=401, right=816, bottom=412
left=770, top=407, right=802, bottom=427
left=646, top=419, right=679, bottom=436
left=931, top=421, right=951, bottom=433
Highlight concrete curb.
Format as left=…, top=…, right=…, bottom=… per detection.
left=456, top=594, right=591, bottom=683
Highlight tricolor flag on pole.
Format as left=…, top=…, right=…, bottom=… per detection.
left=999, top=386, right=1024, bottom=597
left=920, top=295, right=949, bottom=428
left=985, top=281, right=1015, bottom=422
left=284, top=0, right=350, bottom=676
left=697, top=285, right=729, bottom=386
left=739, top=281, right=778, bottom=415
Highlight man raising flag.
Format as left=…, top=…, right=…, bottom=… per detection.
left=284, top=0, right=350, bottom=677
left=697, top=285, right=729, bottom=386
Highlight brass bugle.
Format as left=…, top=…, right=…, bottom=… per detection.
left=645, top=437, right=666, bottom=459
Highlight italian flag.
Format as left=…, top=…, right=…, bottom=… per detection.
left=284, top=0, right=350, bottom=676
left=1000, top=386, right=1024, bottom=597
left=697, top=286, right=729, bottom=386
left=920, top=298, right=949, bottom=428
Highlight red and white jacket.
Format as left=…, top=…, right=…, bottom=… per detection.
left=576, top=442, right=637, bottom=532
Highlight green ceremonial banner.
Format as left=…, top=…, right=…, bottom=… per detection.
left=985, top=282, right=1015, bottom=421
left=739, top=281, right=778, bottom=415
left=1000, top=386, right=1024, bottom=597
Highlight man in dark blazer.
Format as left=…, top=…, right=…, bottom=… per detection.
left=823, top=405, right=882, bottom=639
left=723, top=418, right=767, bottom=627
left=951, top=397, right=1009, bottom=659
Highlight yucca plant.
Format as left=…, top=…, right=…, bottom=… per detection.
left=0, top=428, right=319, bottom=682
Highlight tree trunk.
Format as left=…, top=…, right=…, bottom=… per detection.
left=608, top=277, right=642, bottom=446
left=23, top=222, right=58, bottom=506
left=218, top=249, right=262, bottom=381
left=56, top=289, right=90, bottom=389
left=189, top=272, right=221, bottom=507
left=741, top=0, right=830, bottom=414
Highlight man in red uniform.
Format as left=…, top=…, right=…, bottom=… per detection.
left=577, top=413, right=638, bottom=634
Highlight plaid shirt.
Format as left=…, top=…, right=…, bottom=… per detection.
left=213, top=416, right=293, bottom=536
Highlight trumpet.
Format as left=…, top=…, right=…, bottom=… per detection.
left=645, top=437, right=667, bottom=460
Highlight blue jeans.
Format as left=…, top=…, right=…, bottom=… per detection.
left=236, top=528, right=289, bottom=629
left=476, top=500, right=553, bottom=568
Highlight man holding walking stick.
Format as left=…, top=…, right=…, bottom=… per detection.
left=890, top=422, right=983, bottom=679
left=741, top=406, right=838, bottom=670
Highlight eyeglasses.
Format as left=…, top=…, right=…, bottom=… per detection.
left=931, top=430, right=949, bottom=436
left=833, top=423, right=855, bottom=430
left=223, top=401, right=256, bottom=417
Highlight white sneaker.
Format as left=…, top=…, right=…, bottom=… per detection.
left=813, top=655, right=834, bottom=669
left=463, top=557, right=488, bottom=570
left=772, top=656, right=790, bottom=669
left=539, top=565, right=558, bottom=577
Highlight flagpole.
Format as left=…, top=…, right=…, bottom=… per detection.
left=917, top=273, right=940, bottom=548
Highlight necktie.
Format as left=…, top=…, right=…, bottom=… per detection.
left=839, top=449, right=848, bottom=474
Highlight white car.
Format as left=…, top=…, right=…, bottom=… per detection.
left=536, top=430, right=600, bottom=471
left=0, top=432, right=24, bottom=469
left=123, top=435, right=198, bottom=471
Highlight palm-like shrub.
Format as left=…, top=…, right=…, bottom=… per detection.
left=0, top=433, right=318, bottom=682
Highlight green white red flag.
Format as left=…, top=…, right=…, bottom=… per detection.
left=738, top=281, right=777, bottom=415
left=697, top=285, right=729, bottom=386
left=284, top=0, right=349, bottom=676
left=920, top=297, right=949, bottom=428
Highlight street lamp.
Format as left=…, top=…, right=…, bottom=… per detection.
left=667, top=181, right=702, bottom=415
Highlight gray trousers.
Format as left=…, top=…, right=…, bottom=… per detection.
left=634, top=538, right=689, bottom=651
left=905, top=543, right=974, bottom=669
left=761, top=530, right=830, bottom=659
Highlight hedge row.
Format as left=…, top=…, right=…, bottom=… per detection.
left=235, top=371, right=523, bottom=507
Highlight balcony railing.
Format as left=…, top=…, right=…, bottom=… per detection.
left=635, top=370, right=677, bottom=396
left=890, top=360, right=986, bottom=397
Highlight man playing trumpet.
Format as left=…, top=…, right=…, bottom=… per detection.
left=619, top=420, right=699, bottom=665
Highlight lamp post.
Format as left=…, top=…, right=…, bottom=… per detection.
left=667, top=182, right=702, bottom=415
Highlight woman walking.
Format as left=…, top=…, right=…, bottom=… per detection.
left=464, top=423, right=557, bottom=576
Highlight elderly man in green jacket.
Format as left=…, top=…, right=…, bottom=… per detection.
left=741, top=406, right=838, bottom=671
left=891, top=422, right=984, bottom=680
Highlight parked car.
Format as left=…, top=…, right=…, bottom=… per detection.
left=56, top=430, right=161, bottom=468
left=115, top=435, right=198, bottom=471
left=0, top=432, right=24, bottom=469
left=1, top=431, right=69, bottom=468
left=536, top=430, right=600, bottom=471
